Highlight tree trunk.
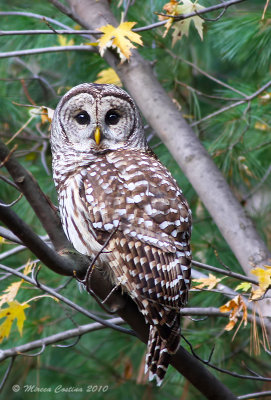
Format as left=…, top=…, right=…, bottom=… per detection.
left=66, top=0, right=271, bottom=317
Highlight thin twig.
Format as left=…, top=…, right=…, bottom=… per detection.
left=0, top=227, right=22, bottom=245
left=0, top=11, right=75, bottom=31
left=0, top=357, right=15, bottom=391
left=0, top=245, right=26, bottom=262
left=176, top=80, right=242, bottom=101
left=167, top=50, right=246, bottom=96
left=0, top=45, right=95, bottom=59
left=244, top=162, right=271, bottom=201
left=134, top=0, right=247, bottom=32
left=122, top=0, right=132, bottom=22
left=0, top=0, right=247, bottom=36
left=182, top=335, right=271, bottom=382
left=0, top=193, right=23, bottom=208
left=0, top=318, right=124, bottom=362
left=0, top=29, right=97, bottom=35
left=0, top=263, right=133, bottom=337
left=192, top=260, right=259, bottom=285
left=238, top=391, right=271, bottom=399
left=191, top=79, right=271, bottom=127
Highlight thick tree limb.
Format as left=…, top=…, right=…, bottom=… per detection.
left=65, top=0, right=271, bottom=318
left=0, top=139, right=69, bottom=252
left=0, top=205, right=78, bottom=276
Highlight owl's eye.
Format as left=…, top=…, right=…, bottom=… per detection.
left=74, top=111, right=90, bottom=125
left=105, top=110, right=121, bottom=125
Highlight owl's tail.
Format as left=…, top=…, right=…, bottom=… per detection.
left=145, top=315, right=180, bottom=386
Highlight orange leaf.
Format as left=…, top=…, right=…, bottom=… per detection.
left=220, top=295, right=247, bottom=335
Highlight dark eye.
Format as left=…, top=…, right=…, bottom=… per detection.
left=74, top=111, right=90, bottom=125
left=105, top=110, right=121, bottom=125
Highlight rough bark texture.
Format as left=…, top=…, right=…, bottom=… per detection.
left=66, top=0, right=271, bottom=317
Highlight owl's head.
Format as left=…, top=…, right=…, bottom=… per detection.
left=50, top=83, right=147, bottom=155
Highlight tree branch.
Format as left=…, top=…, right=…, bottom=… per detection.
left=0, top=263, right=131, bottom=336
left=238, top=391, right=271, bottom=400
left=0, top=318, right=124, bottom=363
left=0, top=139, right=69, bottom=252
left=192, top=260, right=259, bottom=285
left=0, top=205, right=78, bottom=276
left=0, top=45, right=95, bottom=59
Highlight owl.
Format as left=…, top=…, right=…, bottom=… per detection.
left=50, top=83, right=191, bottom=386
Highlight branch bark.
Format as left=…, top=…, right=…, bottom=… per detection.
left=65, top=0, right=271, bottom=318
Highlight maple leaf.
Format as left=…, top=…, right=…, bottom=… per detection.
left=193, top=273, right=222, bottom=290
left=0, top=282, right=22, bottom=308
left=95, top=68, right=122, bottom=87
left=161, top=0, right=205, bottom=45
left=98, top=22, right=143, bottom=62
left=0, top=301, right=30, bottom=343
left=0, top=261, right=35, bottom=308
left=250, top=266, right=271, bottom=300
left=220, top=295, right=247, bottom=336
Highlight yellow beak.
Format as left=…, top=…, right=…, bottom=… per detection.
left=94, top=126, right=101, bottom=145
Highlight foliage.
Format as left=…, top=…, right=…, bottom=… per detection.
left=0, top=0, right=271, bottom=399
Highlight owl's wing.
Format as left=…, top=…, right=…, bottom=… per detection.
left=81, top=154, right=191, bottom=255
left=80, top=151, right=191, bottom=305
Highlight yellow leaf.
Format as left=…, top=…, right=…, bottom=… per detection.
left=57, top=34, right=74, bottom=47
left=235, top=282, right=252, bottom=292
left=0, top=236, right=6, bottom=244
left=254, top=121, right=268, bottom=131
left=220, top=295, right=247, bottom=333
left=98, top=22, right=143, bottom=62
left=0, top=281, right=22, bottom=308
left=0, top=301, right=30, bottom=342
left=0, top=261, right=35, bottom=308
left=95, top=68, right=122, bottom=86
left=193, top=273, right=222, bottom=290
left=250, top=266, right=271, bottom=300
left=23, top=260, right=35, bottom=277
left=84, top=42, right=99, bottom=46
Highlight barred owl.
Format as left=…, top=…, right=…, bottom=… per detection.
left=50, top=83, right=191, bottom=386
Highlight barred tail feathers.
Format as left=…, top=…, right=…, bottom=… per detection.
left=145, top=317, right=180, bottom=386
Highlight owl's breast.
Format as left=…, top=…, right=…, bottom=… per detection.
left=58, top=172, right=104, bottom=257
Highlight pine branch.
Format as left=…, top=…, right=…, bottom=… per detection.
left=191, top=79, right=271, bottom=127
